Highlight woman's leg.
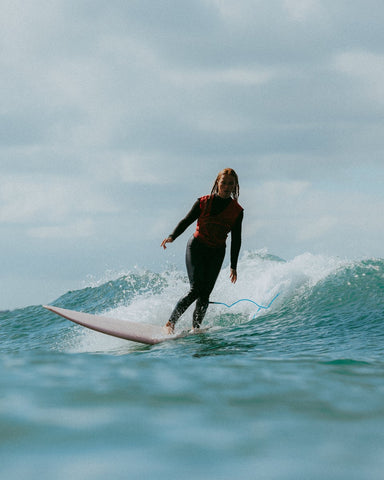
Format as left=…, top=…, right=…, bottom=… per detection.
left=192, top=246, right=225, bottom=328
left=166, top=237, right=225, bottom=329
left=166, top=237, right=201, bottom=328
left=166, top=290, right=198, bottom=327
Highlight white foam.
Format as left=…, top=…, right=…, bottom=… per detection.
left=63, top=250, right=348, bottom=354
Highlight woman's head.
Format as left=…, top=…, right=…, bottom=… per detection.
left=211, top=168, right=240, bottom=200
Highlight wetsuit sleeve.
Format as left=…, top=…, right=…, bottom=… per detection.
left=230, top=210, right=243, bottom=270
left=169, top=199, right=201, bottom=241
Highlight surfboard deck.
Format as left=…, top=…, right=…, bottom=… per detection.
left=43, top=305, right=193, bottom=345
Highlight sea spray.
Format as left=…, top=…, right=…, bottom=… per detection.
left=2, top=250, right=382, bottom=357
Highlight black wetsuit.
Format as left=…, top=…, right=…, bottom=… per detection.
left=167, top=195, right=243, bottom=329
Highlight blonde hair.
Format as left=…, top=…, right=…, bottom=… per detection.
left=211, top=168, right=240, bottom=199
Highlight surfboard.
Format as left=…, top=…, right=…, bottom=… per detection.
left=43, top=305, right=190, bottom=345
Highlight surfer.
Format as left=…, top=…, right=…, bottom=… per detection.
left=161, top=168, right=244, bottom=333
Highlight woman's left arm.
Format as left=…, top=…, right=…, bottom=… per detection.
left=230, top=211, right=244, bottom=283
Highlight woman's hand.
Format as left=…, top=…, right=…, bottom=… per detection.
left=161, top=237, right=173, bottom=249
left=230, top=268, right=237, bottom=283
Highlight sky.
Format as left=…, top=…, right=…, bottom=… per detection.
left=1, top=0, right=384, bottom=310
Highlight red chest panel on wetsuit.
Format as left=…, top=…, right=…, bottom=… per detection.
left=194, top=195, right=243, bottom=248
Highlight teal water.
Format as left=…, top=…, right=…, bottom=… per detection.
left=1, top=252, right=384, bottom=479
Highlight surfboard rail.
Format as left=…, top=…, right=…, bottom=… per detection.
left=43, top=305, right=186, bottom=345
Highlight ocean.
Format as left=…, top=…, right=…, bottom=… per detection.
left=1, top=251, right=384, bottom=479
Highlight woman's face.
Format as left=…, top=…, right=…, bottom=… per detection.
left=217, top=174, right=236, bottom=199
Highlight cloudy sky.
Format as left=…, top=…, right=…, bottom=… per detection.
left=1, top=0, right=384, bottom=309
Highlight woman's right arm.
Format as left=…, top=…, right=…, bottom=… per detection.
left=161, top=199, right=200, bottom=249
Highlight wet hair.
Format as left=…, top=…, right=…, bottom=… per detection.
left=211, top=168, right=240, bottom=199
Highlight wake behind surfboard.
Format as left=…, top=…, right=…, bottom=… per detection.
left=43, top=305, right=192, bottom=345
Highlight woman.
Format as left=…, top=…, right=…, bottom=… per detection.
left=161, top=168, right=244, bottom=333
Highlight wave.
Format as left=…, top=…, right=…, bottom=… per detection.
left=1, top=251, right=383, bottom=356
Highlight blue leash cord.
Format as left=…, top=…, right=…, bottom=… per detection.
left=209, top=293, right=280, bottom=318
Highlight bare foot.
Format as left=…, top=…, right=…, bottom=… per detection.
left=164, top=321, right=175, bottom=334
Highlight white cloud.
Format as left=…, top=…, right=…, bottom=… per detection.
left=243, top=180, right=310, bottom=209
left=0, top=175, right=118, bottom=224
left=167, top=67, right=275, bottom=87
left=333, top=50, right=384, bottom=104
left=283, top=0, right=322, bottom=22
left=207, top=0, right=251, bottom=22
left=116, top=154, right=174, bottom=185
left=243, top=179, right=384, bottom=259
left=297, top=215, right=338, bottom=242
left=28, top=218, right=95, bottom=239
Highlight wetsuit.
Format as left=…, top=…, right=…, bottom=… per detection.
left=167, top=195, right=243, bottom=329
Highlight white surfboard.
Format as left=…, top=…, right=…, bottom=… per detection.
left=43, top=305, right=190, bottom=345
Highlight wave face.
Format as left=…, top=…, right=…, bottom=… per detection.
left=2, top=251, right=384, bottom=480
left=2, top=251, right=383, bottom=358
